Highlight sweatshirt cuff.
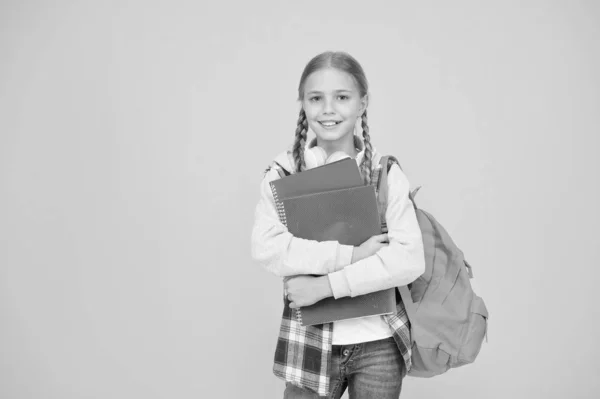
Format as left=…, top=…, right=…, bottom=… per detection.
left=334, top=244, right=354, bottom=272
left=328, top=270, right=351, bottom=299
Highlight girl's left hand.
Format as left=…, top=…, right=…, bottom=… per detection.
left=284, top=275, right=333, bottom=309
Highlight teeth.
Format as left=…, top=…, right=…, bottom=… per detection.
left=321, top=121, right=339, bottom=126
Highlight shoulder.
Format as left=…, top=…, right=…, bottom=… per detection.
left=378, top=155, right=410, bottom=192
left=388, top=162, right=409, bottom=187
left=262, top=148, right=295, bottom=179
left=372, top=154, right=406, bottom=178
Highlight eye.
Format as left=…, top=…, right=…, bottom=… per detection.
left=338, top=95, right=349, bottom=101
left=309, top=96, right=321, bottom=102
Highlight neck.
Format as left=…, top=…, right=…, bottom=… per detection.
left=316, top=135, right=359, bottom=158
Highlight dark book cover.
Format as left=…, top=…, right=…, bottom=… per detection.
left=282, top=185, right=396, bottom=326
left=269, top=157, right=363, bottom=202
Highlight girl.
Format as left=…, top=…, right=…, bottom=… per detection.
left=251, top=51, right=425, bottom=399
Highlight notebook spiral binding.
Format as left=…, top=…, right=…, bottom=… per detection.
left=270, top=182, right=288, bottom=227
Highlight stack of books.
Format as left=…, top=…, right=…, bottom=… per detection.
left=270, top=157, right=396, bottom=326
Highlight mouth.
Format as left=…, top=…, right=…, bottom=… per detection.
left=318, top=120, right=342, bottom=128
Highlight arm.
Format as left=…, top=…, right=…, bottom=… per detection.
left=250, top=167, right=355, bottom=277
left=327, top=164, right=425, bottom=298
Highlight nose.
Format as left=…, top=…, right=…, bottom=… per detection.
left=322, top=97, right=334, bottom=114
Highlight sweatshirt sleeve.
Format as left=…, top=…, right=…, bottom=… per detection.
left=327, top=164, right=425, bottom=298
left=250, top=167, right=355, bottom=277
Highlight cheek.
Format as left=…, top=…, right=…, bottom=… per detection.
left=301, top=109, right=319, bottom=127
left=303, top=103, right=319, bottom=119
left=339, top=101, right=361, bottom=117
left=303, top=110, right=317, bottom=126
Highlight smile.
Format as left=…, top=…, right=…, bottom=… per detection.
left=319, top=121, right=341, bottom=127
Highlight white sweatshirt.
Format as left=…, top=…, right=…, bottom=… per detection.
left=251, top=138, right=425, bottom=344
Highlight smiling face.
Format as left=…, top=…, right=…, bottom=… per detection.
left=301, top=68, right=368, bottom=153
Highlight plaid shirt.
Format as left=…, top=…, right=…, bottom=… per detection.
left=266, top=156, right=412, bottom=397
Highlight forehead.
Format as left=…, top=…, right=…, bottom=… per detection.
left=303, top=68, right=358, bottom=93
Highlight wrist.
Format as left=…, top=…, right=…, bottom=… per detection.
left=320, top=276, right=333, bottom=299
left=351, top=246, right=361, bottom=263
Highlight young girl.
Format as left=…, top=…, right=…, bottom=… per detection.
left=251, top=51, right=425, bottom=399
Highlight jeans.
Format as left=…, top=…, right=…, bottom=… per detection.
left=283, top=337, right=405, bottom=399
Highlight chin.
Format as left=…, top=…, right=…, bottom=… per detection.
left=315, top=132, right=343, bottom=142
left=313, top=127, right=353, bottom=143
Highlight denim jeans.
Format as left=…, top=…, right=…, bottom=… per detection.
left=283, top=337, right=405, bottom=399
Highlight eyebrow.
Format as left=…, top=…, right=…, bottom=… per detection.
left=305, top=89, right=353, bottom=95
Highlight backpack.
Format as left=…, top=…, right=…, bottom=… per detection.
left=373, top=155, right=489, bottom=377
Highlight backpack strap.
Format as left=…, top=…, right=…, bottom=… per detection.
left=372, top=157, right=390, bottom=234
left=374, top=155, right=419, bottom=232
left=376, top=155, right=419, bottom=321
left=264, top=161, right=292, bottom=179
left=379, top=156, right=418, bottom=209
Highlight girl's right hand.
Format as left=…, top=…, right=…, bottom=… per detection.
left=351, top=233, right=389, bottom=263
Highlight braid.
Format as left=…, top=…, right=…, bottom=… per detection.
left=360, top=110, right=373, bottom=185
left=292, top=109, right=308, bottom=173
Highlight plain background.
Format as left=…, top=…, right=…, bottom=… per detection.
left=1, top=1, right=599, bottom=398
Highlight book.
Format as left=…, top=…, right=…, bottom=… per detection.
left=269, top=157, right=363, bottom=202
left=281, top=184, right=397, bottom=326
left=296, top=288, right=397, bottom=326
left=282, top=185, right=380, bottom=245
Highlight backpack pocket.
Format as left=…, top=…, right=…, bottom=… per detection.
left=409, top=342, right=451, bottom=377
left=405, top=323, right=453, bottom=378
left=454, top=295, right=488, bottom=367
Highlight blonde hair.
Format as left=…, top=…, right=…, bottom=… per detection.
left=293, top=51, right=373, bottom=185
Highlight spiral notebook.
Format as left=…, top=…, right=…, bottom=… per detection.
left=278, top=184, right=397, bottom=326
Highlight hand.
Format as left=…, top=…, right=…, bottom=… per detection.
left=351, top=233, right=389, bottom=263
left=284, top=275, right=333, bottom=309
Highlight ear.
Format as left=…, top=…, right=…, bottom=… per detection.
left=359, top=93, right=369, bottom=117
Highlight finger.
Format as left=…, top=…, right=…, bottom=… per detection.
left=284, top=274, right=300, bottom=283
left=289, top=301, right=297, bottom=309
left=376, top=234, right=388, bottom=242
